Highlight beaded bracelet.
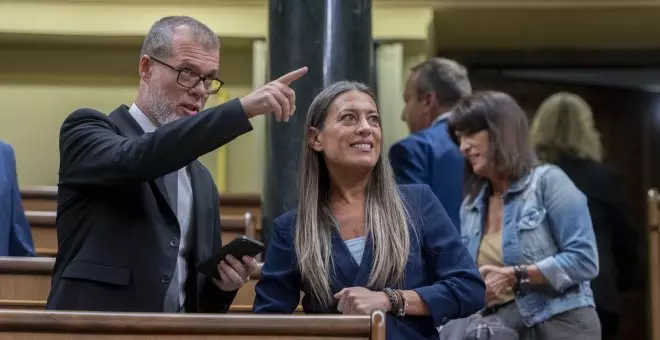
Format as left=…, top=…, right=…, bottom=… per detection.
left=383, top=288, right=407, bottom=318
left=394, top=289, right=407, bottom=317
left=383, top=288, right=400, bottom=316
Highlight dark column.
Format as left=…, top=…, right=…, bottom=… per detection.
left=262, top=0, right=373, bottom=247
left=372, top=40, right=381, bottom=97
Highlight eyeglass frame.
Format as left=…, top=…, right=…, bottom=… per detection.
left=148, top=55, right=225, bottom=94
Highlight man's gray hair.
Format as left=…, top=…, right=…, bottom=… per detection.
left=410, top=57, right=472, bottom=107
left=140, top=16, right=220, bottom=59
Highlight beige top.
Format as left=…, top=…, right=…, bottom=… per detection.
left=476, top=230, right=515, bottom=305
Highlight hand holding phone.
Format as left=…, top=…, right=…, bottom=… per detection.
left=214, top=253, right=260, bottom=292
left=197, top=235, right=264, bottom=280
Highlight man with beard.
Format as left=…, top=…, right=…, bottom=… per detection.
left=46, top=16, right=307, bottom=313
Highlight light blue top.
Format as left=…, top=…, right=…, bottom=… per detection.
left=344, top=236, right=366, bottom=265
left=460, top=164, right=599, bottom=327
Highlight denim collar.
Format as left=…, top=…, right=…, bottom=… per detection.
left=465, top=168, right=535, bottom=212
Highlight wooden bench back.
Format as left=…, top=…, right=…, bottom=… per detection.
left=19, top=186, right=57, bottom=211
left=20, top=186, right=263, bottom=234
left=648, top=189, right=660, bottom=340
left=25, top=211, right=258, bottom=257
left=0, top=257, right=280, bottom=313
left=0, top=309, right=385, bottom=339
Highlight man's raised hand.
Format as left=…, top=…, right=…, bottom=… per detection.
left=240, top=67, right=308, bottom=121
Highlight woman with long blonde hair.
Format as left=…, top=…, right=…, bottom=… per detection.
left=530, top=92, right=640, bottom=340
left=253, top=81, right=485, bottom=339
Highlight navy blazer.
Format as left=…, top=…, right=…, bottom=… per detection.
left=0, top=141, right=35, bottom=257
left=388, top=121, right=464, bottom=230
left=253, top=184, right=485, bottom=340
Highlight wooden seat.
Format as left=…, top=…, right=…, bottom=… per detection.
left=25, top=211, right=258, bottom=257
left=0, top=257, right=296, bottom=313
left=220, top=213, right=259, bottom=245
left=24, top=211, right=58, bottom=257
left=20, top=186, right=263, bottom=233
left=0, top=309, right=385, bottom=339
left=648, top=189, right=660, bottom=340
left=20, top=186, right=57, bottom=211
left=0, top=257, right=51, bottom=309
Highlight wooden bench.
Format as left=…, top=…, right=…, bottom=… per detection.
left=20, top=186, right=263, bottom=234
left=648, top=189, right=660, bottom=340
left=0, top=309, right=385, bottom=339
left=25, top=211, right=258, bottom=257
left=0, top=257, right=292, bottom=313
left=20, top=186, right=57, bottom=211
left=25, top=211, right=58, bottom=257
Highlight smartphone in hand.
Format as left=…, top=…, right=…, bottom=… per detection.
left=196, top=235, right=264, bottom=279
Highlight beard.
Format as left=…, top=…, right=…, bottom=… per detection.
left=146, top=81, right=179, bottom=126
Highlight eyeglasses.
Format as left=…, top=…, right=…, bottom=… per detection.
left=149, top=56, right=224, bottom=94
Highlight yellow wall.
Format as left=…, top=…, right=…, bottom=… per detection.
left=0, top=1, right=431, bottom=194
left=0, top=43, right=422, bottom=194
left=0, top=1, right=431, bottom=42
left=223, top=40, right=268, bottom=195
left=0, top=43, right=253, bottom=187
left=3, top=0, right=658, bottom=196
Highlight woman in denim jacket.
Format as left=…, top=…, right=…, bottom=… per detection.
left=446, top=91, right=601, bottom=339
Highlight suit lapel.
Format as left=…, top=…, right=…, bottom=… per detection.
left=108, top=106, right=178, bottom=225
left=330, top=229, right=375, bottom=291
left=330, top=229, right=359, bottom=287
left=152, top=178, right=176, bottom=220
left=353, top=235, right=373, bottom=287
left=187, top=160, right=213, bottom=262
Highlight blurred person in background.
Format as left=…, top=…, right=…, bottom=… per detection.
left=0, top=140, right=35, bottom=257
left=388, top=58, right=472, bottom=230
left=531, top=92, right=641, bottom=340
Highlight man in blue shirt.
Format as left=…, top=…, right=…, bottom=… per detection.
left=388, top=58, right=472, bottom=230
left=0, top=140, right=36, bottom=256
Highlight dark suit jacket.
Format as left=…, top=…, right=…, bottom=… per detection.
left=253, top=184, right=485, bottom=340
left=388, top=121, right=464, bottom=230
left=46, top=99, right=253, bottom=313
left=553, top=153, right=641, bottom=314
left=0, top=141, right=35, bottom=257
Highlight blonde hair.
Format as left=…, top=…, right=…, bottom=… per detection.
left=530, top=92, right=603, bottom=163
left=295, top=81, right=412, bottom=308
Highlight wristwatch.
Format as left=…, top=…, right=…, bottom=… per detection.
left=513, top=265, right=530, bottom=295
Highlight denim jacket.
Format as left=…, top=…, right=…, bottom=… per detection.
left=461, top=164, right=599, bottom=326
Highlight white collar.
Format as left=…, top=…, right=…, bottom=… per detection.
left=128, top=103, right=158, bottom=133
left=432, top=111, right=452, bottom=126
